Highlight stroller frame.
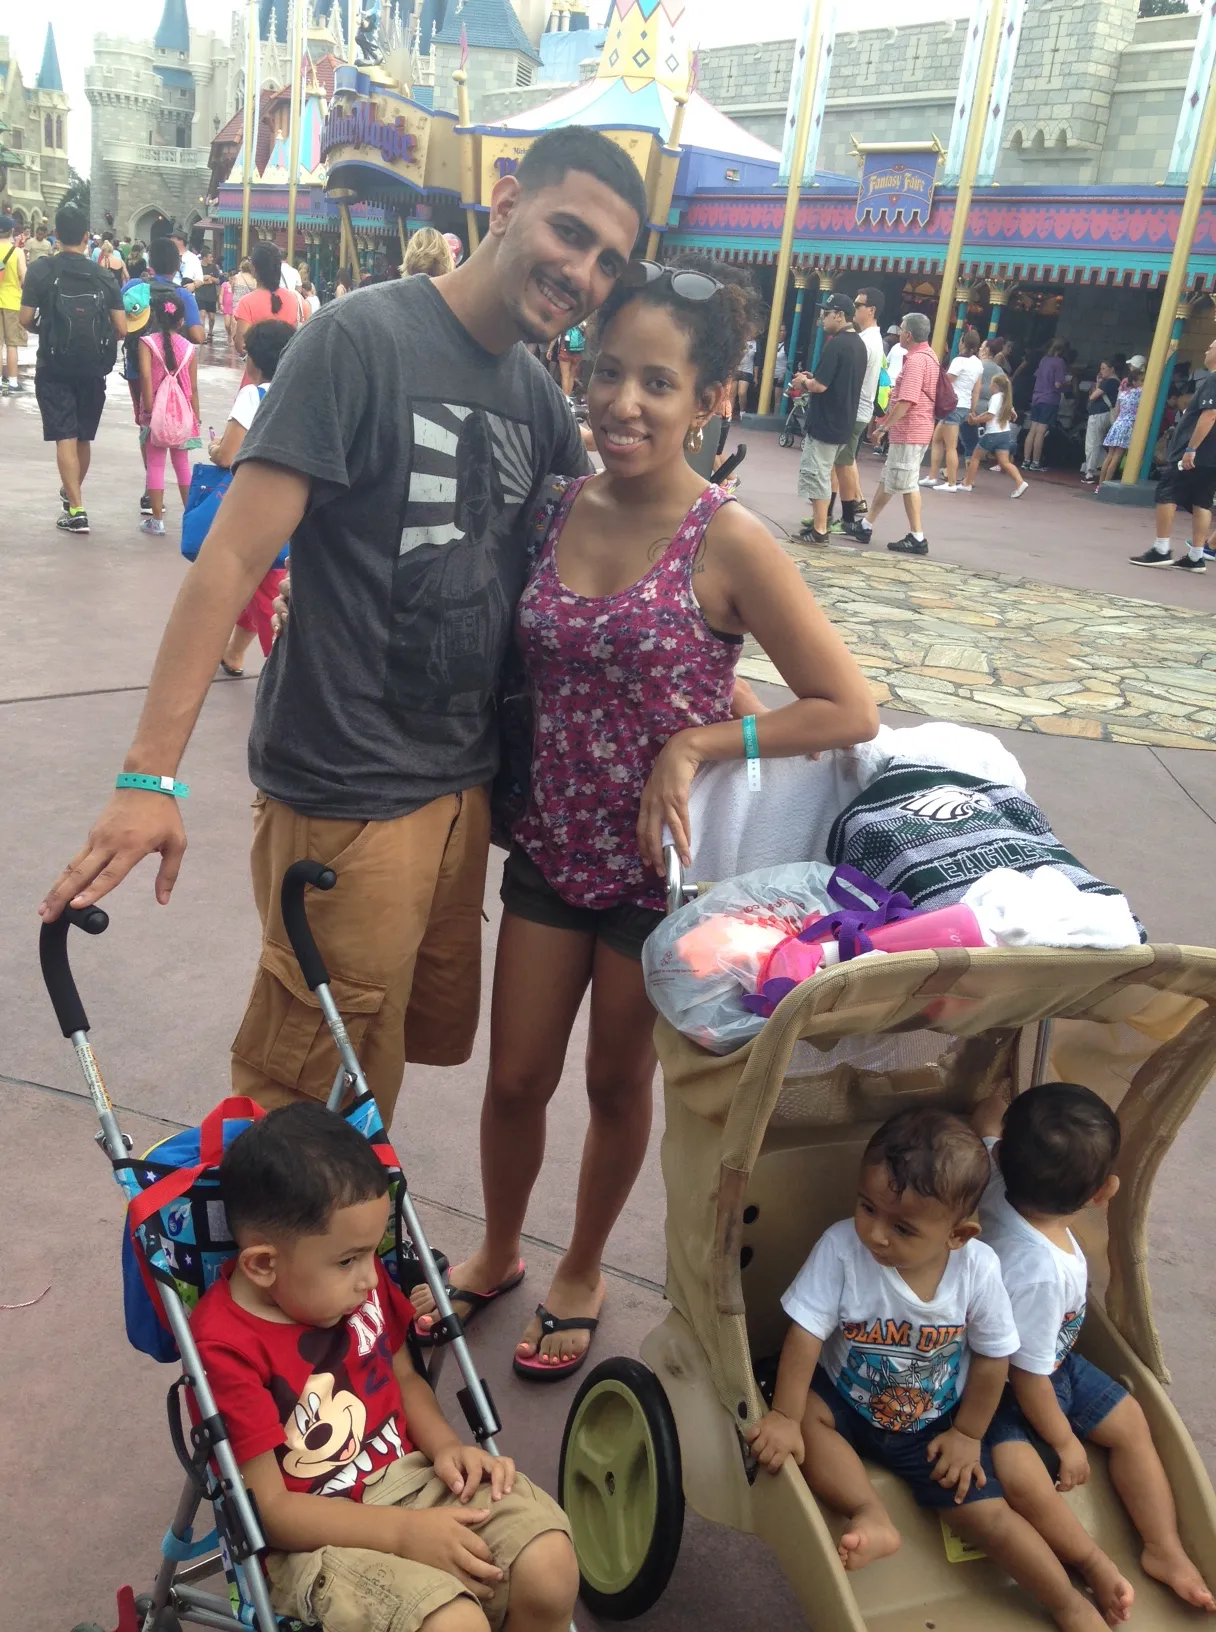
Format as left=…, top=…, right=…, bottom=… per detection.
left=42, top=861, right=503, bottom=1632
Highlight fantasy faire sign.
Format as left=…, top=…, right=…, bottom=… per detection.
left=321, top=92, right=431, bottom=187
left=855, top=148, right=938, bottom=227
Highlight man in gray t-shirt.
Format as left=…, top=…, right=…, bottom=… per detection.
left=42, top=127, right=646, bottom=1124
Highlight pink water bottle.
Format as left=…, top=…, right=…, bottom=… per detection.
left=865, top=904, right=989, bottom=955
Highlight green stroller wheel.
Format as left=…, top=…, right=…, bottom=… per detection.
left=558, top=1356, right=684, bottom=1619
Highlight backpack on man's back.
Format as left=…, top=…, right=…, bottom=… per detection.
left=40, top=255, right=117, bottom=375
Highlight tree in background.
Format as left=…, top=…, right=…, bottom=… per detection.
left=60, top=166, right=90, bottom=224
left=1138, top=0, right=1188, bottom=15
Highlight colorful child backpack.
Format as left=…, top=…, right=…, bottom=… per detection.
left=146, top=335, right=194, bottom=447
left=118, top=1092, right=401, bottom=1362
left=875, top=362, right=892, bottom=414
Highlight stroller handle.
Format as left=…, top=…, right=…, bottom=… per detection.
left=281, top=860, right=337, bottom=991
left=39, top=905, right=109, bottom=1038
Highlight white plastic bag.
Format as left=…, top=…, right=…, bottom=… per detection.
left=642, top=863, right=837, bottom=1055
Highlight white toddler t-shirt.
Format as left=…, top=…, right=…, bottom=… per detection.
left=782, top=1218, right=1019, bottom=1431
left=978, top=1139, right=1088, bottom=1375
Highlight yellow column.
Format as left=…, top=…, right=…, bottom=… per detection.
left=758, top=0, right=827, bottom=416
left=240, top=0, right=258, bottom=260
left=398, top=215, right=409, bottom=265
left=339, top=201, right=357, bottom=275
left=645, top=91, right=689, bottom=260
left=931, top=0, right=1006, bottom=357
left=285, top=0, right=307, bottom=264
left=453, top=68, right=481, bottom=252
left=1122, top=81, right=1216, bottom=485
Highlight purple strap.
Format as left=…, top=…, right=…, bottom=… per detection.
left=797, top=864, right=915, bottom=962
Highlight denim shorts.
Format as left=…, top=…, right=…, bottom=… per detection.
left=979, top=430, right=1016, bottom=454
left=940, top=403, right=970, bottom=426
left=987, top=1350, right=1127, bottom=1449
left=1029, top=401, right=1058, bottom=426
left=811, top=1369, right=1003, bottom=1509
left=958, top=421, right=980, bottom=458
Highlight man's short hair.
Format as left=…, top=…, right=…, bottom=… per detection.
left=901, top=312, right=931, bottom=344
left=219, top=1103, right=389, bottom=1243
left=997, top=1083, right=1120, bottom=1216
left=857, top=286, right=884, bottom=319
left=54, top=203, right=89, bottom=246
left=170, top=229, right=187, bottom=244
left=862, top=1107, right=990, bottom=1222
left=148, top=237, right=181, bottom=277
left=516, top=127, right=648, bottom=239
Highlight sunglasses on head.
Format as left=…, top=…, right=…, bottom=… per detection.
left=622, top=260, right=723, bottom=302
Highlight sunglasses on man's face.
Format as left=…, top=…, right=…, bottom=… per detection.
left=622, top=260, right=723, bottom=301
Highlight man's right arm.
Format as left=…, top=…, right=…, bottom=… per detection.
left=39, top=463, right=309, bottom=920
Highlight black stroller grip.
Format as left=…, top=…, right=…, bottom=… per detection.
left=280, top=860, right=337, bottom=991
left=39, top=905, right=109, bottom=1037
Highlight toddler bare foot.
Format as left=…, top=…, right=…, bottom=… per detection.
left=837, top=1505, right=901, bottom=1571
left=1055, top=1591, right=1117, bottom=1632
left=1141, top=1542, right=1216, bottom=1611
left=1077, top=1548, right=1134, bottom=1625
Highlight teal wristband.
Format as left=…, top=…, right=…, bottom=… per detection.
left=116, top=772, right=191, bottom=799
left=741, top=714, right=761, bottom=792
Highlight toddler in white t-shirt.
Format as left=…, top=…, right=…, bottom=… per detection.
left=976, top=1085, right=1214, bottom=1616
left=749, top=1107, right=1119, bottom=1632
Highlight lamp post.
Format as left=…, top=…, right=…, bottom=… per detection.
left=453, top=69, right=480, bottom=252
left=930, top=0, right=1006, bottom=357
left=984, top=278, right=1015, bottom=340
left=240, top=0, right=257, bottom=260
left=645, top=90, right=689, bottom=260
left=781, top=268, right=810, bottom=413
left=757, top=0, right=826, bottom=417
left=1121, top=78, right=1216, bottom=488
left=809, top=268, right=834, bottom=373
left=1135, top=293, right=1208, bottom=483
left=285, top=0, right=307, bottom=265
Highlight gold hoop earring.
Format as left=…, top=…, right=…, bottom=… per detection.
left=684, top=423, right=705, bottom=454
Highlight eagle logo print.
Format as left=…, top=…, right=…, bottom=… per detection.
left=387, top=401, right=535, bottom=725
left=898, top=787, right=993, bottom=823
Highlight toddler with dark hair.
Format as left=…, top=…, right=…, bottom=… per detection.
left=749, top=1106, right=1121, bottom=1632
left=975, top=1086, right=1214, bottom=1616
left=191, top=1104, right=577, bottom=1632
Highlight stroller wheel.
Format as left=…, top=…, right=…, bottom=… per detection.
left=559, top=1356, right=683, bottom=1620
left=132, top=1596, right=182, bottom=1632
left=778, top=431, right=793, bottom=448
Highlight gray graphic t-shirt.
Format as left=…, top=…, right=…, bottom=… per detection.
left=234, top=276, right=588, bottom=820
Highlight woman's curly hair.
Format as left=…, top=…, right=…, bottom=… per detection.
left=591, top=254, right=764, bottom=393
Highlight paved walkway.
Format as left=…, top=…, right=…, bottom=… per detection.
left=2, top=332, right=1215, bottom=1631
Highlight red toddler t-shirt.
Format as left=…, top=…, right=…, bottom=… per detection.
left=192, top=1259, right=416, bottom=1499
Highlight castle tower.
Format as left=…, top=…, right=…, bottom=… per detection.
left=152, top=0, right=197, bottom=151
left=30, top=25, right=70, bottom=213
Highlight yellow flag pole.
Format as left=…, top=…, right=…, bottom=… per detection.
left=240, top=0, right=258, bottom=260
left=757, top=0, right=825, bottom=417
left=285, top=0, right=307, bottom=265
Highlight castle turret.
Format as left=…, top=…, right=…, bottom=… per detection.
left=31, top=25, right=69, bottom=212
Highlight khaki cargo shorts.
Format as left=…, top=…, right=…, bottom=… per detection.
left=265, top=1452, right=572, bottom=1632
left=882, top=440, right=929, bottom=494
left=231, top=786, right=490, bottom=1126
left=796, top=434, right=842, bottom=502
left=0, top=308, right=27, bottom=346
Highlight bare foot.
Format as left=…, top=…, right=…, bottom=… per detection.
left=1055, top=1592, right=1116, bottom=1632
left=410, top=1245, right=522, bottom=1331
left=837, top=1506, right=901, bottom=1571
left=516, top=1266, right=606, bottom=1368
left=1141, top=1543, right=1216, bottom=1611
left=1077, top=1548, right=1134, bottom=1625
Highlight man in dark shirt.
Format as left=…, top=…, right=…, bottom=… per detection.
left=1129, top=335, right=1216, bottom=574
left=18, top=201, right=126, bottom=535
left=792, top=292, right=867, bottom=542
left=1081, top=360, right=1118, bottom=482
left=41, top=127, right=646, bottom=1127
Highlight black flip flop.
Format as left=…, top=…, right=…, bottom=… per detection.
left=513, top=1303, right=600, bottom=1382
left=412, top=1261, right=526, bottom=1346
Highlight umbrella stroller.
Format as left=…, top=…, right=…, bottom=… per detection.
left=778, top=393, right=808, bottom=448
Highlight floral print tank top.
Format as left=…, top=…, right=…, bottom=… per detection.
left=513, top=474, right=741, bottom=911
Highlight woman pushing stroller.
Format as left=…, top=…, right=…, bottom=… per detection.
left=411, top=257, right=877, bottom=1380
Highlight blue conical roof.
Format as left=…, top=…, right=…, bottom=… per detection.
left=37, top=24, right=63, bottom=92
left=155, top=0, right=192, bottom=54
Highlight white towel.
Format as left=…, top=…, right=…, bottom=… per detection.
left=853, top=722, right=1027, bottom=793
left=961, top=866, right=1141, bottom=951
left=685, top=750, right=867, bottom=882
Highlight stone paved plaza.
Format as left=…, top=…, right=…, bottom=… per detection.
left=3, top=334, right=1216, bottom=1631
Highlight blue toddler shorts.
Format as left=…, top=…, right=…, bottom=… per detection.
left=988, top=1350, right=1127, bottom=1448
left=811, top=1369, right=1003, bottom=1509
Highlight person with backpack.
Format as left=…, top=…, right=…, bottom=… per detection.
left=137, top=287, right=200, bottom=536
left=18, top=201, right=126, bottom=535
left=0, top=214, right=27, bottom=395
left=854, top=312, right=942, bottom=557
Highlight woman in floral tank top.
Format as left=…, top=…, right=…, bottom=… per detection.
left=415, top=259, right=877, bottom=1378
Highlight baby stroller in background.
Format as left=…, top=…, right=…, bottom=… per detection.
left=778, top=388, right=808, bottom=448
left=45, top=862, right=504, bottom=1632
left=556, top=759, right=1216, bottom=1627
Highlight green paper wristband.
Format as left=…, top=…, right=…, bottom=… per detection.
left=741, top=714, right=761, bottom=792
left=116, top=772, right=191, bottom=799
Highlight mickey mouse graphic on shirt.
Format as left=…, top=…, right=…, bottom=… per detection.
left=268, top=1285, right=406, bottom=1496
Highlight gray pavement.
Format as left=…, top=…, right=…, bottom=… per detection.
left=3, top=333, right=1216, bottom=1630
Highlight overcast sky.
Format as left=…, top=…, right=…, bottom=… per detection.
left=6, top=0, right=969, bottom=176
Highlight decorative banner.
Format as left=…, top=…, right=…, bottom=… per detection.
left=779, top=0, right=839, bottom=188
left=943, top=0, right=988, bottom=186
left=1167, top=0, right=1216, bottom=185
left=977, top=0, right=1025, bottom=186
left=321, top=82, right=433, bottom=189
left=855, top=149, right=939, bottom=226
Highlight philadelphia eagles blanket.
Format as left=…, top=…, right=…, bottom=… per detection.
left=826, top=763, right=1128, bottom=916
